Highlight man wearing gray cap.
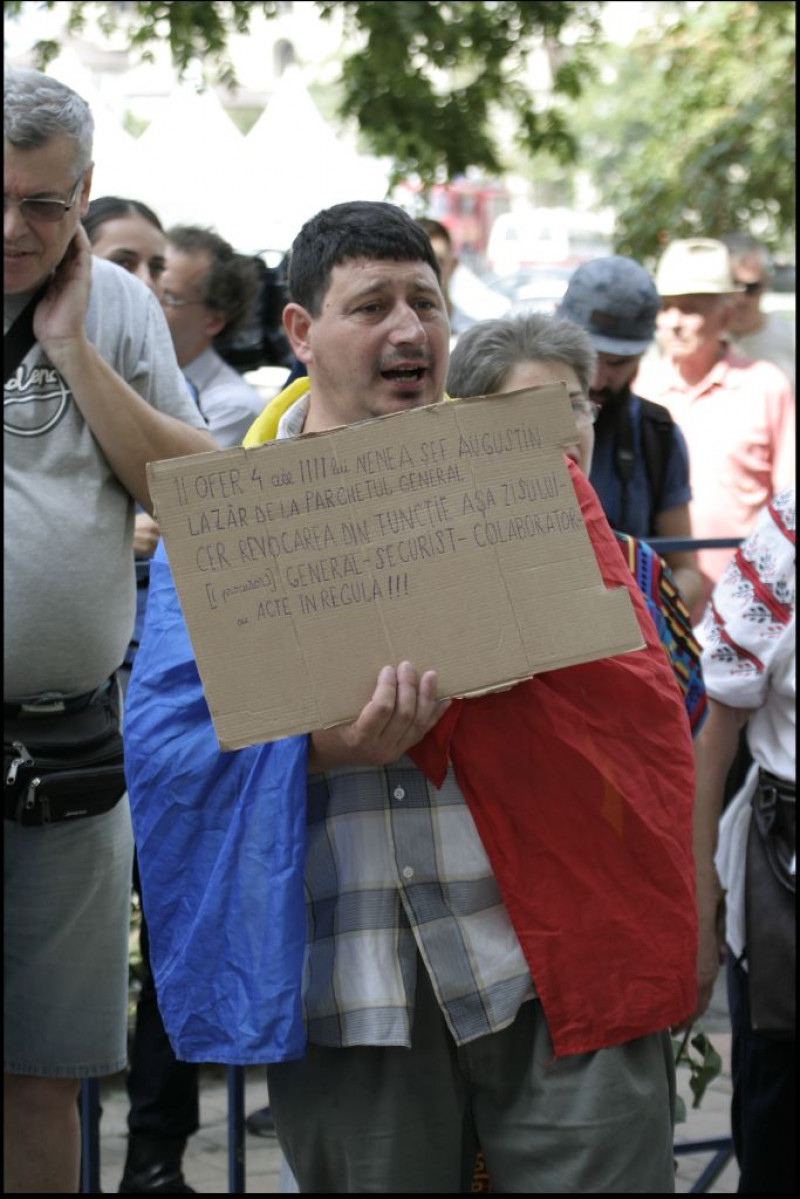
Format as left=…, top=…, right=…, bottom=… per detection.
left=559, top=256, right=702, bottom=613
left=636, top=238, right=795, bottom=617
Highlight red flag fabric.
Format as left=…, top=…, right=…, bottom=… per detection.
left=410, top=462, right=697, bottom=1056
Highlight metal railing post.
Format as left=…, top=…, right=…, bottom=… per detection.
left=227, top=1065, right=246, bottom=1193
left=80, top=1078, right=102, bottom=1193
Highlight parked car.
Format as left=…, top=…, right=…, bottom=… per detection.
left=486, top=266, right=575, bottom=315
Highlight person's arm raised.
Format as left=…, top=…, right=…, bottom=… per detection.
left=308, top=661, right=451, bottom=772
left=33, top=226, right=217, bottom=512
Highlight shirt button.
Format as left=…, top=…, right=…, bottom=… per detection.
left=393, top=787, right=405, bottom=800
left=402, top=866, right=414, bottom=879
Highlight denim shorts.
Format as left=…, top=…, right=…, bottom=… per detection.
left=4, top=796, right=134, bottom=1077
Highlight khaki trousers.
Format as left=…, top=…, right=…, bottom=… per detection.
left=268, top=960, right=676, bottom=1193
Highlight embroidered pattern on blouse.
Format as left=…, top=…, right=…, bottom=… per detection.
left=701, top=491, right=796, bottom=676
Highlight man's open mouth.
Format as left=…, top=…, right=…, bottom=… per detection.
left=381, top=367, right=426, bottom=382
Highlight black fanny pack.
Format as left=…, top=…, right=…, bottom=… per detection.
left=744, top=768, right=795, bottom=1035
left=4, top=678, right=127, bottom=826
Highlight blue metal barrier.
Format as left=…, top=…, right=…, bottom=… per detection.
left=645, top=537, right=742, bottom=553
left=79, top=1069, right=250, bottom=1193
left=79, top=1076, right=735, bottom=1193
left=80, top=1078, right=101, bottom=1193
left=674, top=1135, right=736, bottom=1193
left=227, top=1065, right=246, bottom=1194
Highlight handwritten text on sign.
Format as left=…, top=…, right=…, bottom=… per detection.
left=147, top=387, right=642, bottom=748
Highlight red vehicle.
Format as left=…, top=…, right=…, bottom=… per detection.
left=393, top=178, right=511, bottom=261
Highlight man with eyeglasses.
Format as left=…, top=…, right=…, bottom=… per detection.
left=558, top=255, right=703, bottom=614
left=159, top=225, right=265, bottom=449
left=720, top=232, right=795, bottom=389
left=636, top=238, right=795, bottom=618
left=4, top=67, right=216, bottom=1194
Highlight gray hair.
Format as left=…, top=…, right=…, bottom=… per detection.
left=447, top=311, right=597, bottom=399
left=4, top=67, right=94, bottom=174
left=719, top=233, right=773, bottom=280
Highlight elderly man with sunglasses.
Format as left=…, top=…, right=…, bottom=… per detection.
left=4, top=67, right=216, bottom=1193
left=720, top=232, right=795, bottom=390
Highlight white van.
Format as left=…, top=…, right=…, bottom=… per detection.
left=487, top=210, right=612, bottom=278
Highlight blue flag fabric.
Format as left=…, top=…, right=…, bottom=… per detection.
left=123, top=540, right=309, bottom=1064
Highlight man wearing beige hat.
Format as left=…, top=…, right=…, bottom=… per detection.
left=636, top=238, right=795, bottom=619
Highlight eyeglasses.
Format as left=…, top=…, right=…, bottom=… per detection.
left=735, top=281, right=764, bottom=296
left=4, top=175, right=84, bottom=223
left=570, top=394, right=601, bottom=424
left=160, top=291, right=207, bottom=310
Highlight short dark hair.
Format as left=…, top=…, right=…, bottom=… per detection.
left=416, top=218, right=452, bottom=248
left=288, top=201, right=441, bottom=316
left=166, top=225, right=260, bottom=343
left=82, top=196, right=164, bottom=243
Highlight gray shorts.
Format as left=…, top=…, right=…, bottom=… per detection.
left=4, top=796, right=134, bottom=1078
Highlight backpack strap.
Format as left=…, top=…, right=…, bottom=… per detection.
left=611, top=400, right=636, bottom=532
left=638, top=399, right=675, bottom=538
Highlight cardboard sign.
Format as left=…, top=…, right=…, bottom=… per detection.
left=147, top=386, right=643, bottom=750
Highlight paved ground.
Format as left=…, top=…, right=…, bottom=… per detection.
left=92, top=974, right=739, bottom=1194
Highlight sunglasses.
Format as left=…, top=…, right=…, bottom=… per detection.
left=4, top=175, right=84, bottom=224
left=735, top=281, right=764, bottom=296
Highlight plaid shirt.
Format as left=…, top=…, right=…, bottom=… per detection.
left=279, top=395, right=535, bottom=1048
left=304, top=759, right=536, bottom=1047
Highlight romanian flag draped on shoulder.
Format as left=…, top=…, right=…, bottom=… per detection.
left=123, top=543, right=309, bottom=1065
left=124, top=381, right=696, bottom=1065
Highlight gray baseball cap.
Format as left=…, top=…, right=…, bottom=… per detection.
left=558, top=256, right=660, bottom=356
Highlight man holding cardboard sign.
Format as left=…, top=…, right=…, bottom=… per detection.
left=125, top=202, right=697, bottom=1193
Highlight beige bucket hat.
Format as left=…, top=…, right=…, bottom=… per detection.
left=655, top=238, right=744, bottom=296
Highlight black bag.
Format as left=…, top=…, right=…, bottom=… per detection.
left=744, top=768, right=796, bottom=1035
left=4, top=679, right=127, bottom=826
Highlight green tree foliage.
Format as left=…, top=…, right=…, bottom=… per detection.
left=570, top=1, right=795, bottom=261
left=4, top=1, right=273, bottom=88
left=316, top=1, right=602, bottom=184
left=3, top=0, right=604, bottom=185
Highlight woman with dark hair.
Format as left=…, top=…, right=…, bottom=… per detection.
left=83, top=198, right=169, bottom=565
left=83, top=196, right=196, bottom=1193
left=82, top=196, right=167, bottom=296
